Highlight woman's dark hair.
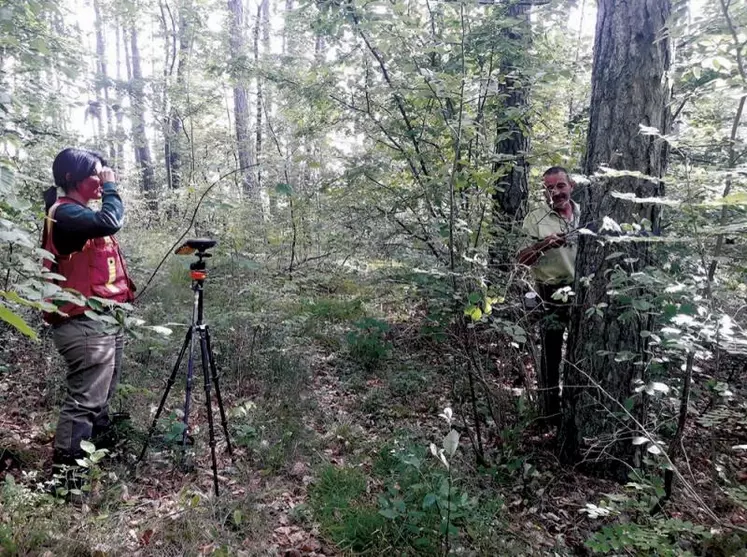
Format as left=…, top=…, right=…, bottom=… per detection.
left=45, top=148, right=106, bottom=210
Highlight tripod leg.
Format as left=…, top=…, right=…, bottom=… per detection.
left=182, top=326, right=197, bottom=448
left=204, top=326, right=233, bottom=459
left=198, top=327, right=220, bottom=496
left=138, top=327, right=192, bottom=463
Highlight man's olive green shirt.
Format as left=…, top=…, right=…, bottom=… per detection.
left=521, top=201, right=580, bottom=286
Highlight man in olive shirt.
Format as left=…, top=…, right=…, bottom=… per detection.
left=518, top=167, right=579, bottom=427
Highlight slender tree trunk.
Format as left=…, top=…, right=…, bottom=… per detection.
left=129, top=27, right=156, bottom=202
left=114, top=19, right=126, bottom=170
left=282, top=0, right=293, bottom=55
left=228, top=0, right=255, bottom=196
left=157, top=0, right=188, bottom=190
left=159, top=0, right=174, bottom=190
left=559, top=0, right=672, bottom=478
left=170, top=0, right=191, bottom=189
left=94, top=0, right=114, bottom=160
left=254, top=0, right=266, bottom=191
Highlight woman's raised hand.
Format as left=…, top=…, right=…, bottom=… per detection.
left=99, top=166, right=116, bottom=183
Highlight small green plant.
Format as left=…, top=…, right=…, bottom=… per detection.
left=583, top=475, right=714, bottom=556
left=166, top=417, right=188, bottom=446
left=586, top=520, right=713, bottom=556
left=373, top=409, right=476, bottom=555
left=428, top=407, right=470, bottom=555
left=64, top=440, right=108, bottom=498
left=346, top=318, right=391, bottom=372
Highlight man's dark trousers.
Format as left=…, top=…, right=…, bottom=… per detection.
left=537, top=283, right=570, bottom=427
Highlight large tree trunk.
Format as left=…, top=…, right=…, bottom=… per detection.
left=559, top=0, right=672, bottom=478
left=228, top=0, right=256, bottom=196
left=488, top=1, right=530, bottom=270
left=491, top=2, right=529, bottom=222
left=129, top=27, right=156, bottom=202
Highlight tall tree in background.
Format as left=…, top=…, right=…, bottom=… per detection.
left=560, top=0, right=672, bottom=476
left=159, top=0, right=191, bottom=190
left=228, top=0, right=255, bottom=196
left=254, top=0, right=269, bottom=192
left=492, top=1, right=530, bottom=223
left=113, top=17, right=126, bottom=170
left=128, top=26, right=156, bottom=198
left=93, top=0, right=113, bottom=159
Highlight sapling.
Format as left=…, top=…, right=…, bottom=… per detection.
left=430, top=407, right=461, bottom=555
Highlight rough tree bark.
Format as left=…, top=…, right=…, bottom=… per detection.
left=228, top=0, right=256, bottom=196
left=559, top=0, right=672, bottom=477
left=491, top=1, right=530, bottom=223
left=128, top=27, right=156, bottom=200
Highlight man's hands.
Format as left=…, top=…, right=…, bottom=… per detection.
left=541, top=233, right=566, bottom=250
left=99, top=166, right=116, bottom=183
left=518, top=233, right=566, bottom=267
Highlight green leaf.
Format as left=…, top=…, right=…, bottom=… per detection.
left=0, top=304, right=37, bottom=339
left=443, top=429, right=460, bottom=457
left=440, top=518, right=459, bottom=536
left=379, top=508, right=398, bottom=519
left=146, top=325, right=173, bottom=336
left=464, top=306, right=482, bottom=321
left=90, top=449, right=108, bottom=463
left=31, top=37, right=49, bottom=55
left=80, top=440, right=96, bottom=454
left=423, top=492, right=437, bottom=509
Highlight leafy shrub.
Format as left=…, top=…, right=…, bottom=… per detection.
left=586, top=520, right=712, bottom=556
left=371, top=440, right=477, bottom=554
left=583, top=476, right=715, bottom=556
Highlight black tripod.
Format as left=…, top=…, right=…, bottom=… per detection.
left=138, top=238, right=233, bottom=496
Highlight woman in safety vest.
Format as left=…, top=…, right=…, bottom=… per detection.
left=41, top=148, right=135, bottom=489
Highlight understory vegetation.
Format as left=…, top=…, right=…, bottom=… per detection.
left=2, top=0, right=747, bottom=555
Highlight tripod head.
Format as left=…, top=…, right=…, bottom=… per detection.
left=175, top=238, right=217, bottom=280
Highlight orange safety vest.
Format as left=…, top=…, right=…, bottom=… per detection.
left=41, top=198, right=135, bottom=324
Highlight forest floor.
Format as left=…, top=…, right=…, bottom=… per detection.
left=2, top=256, right=747, bottom=556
